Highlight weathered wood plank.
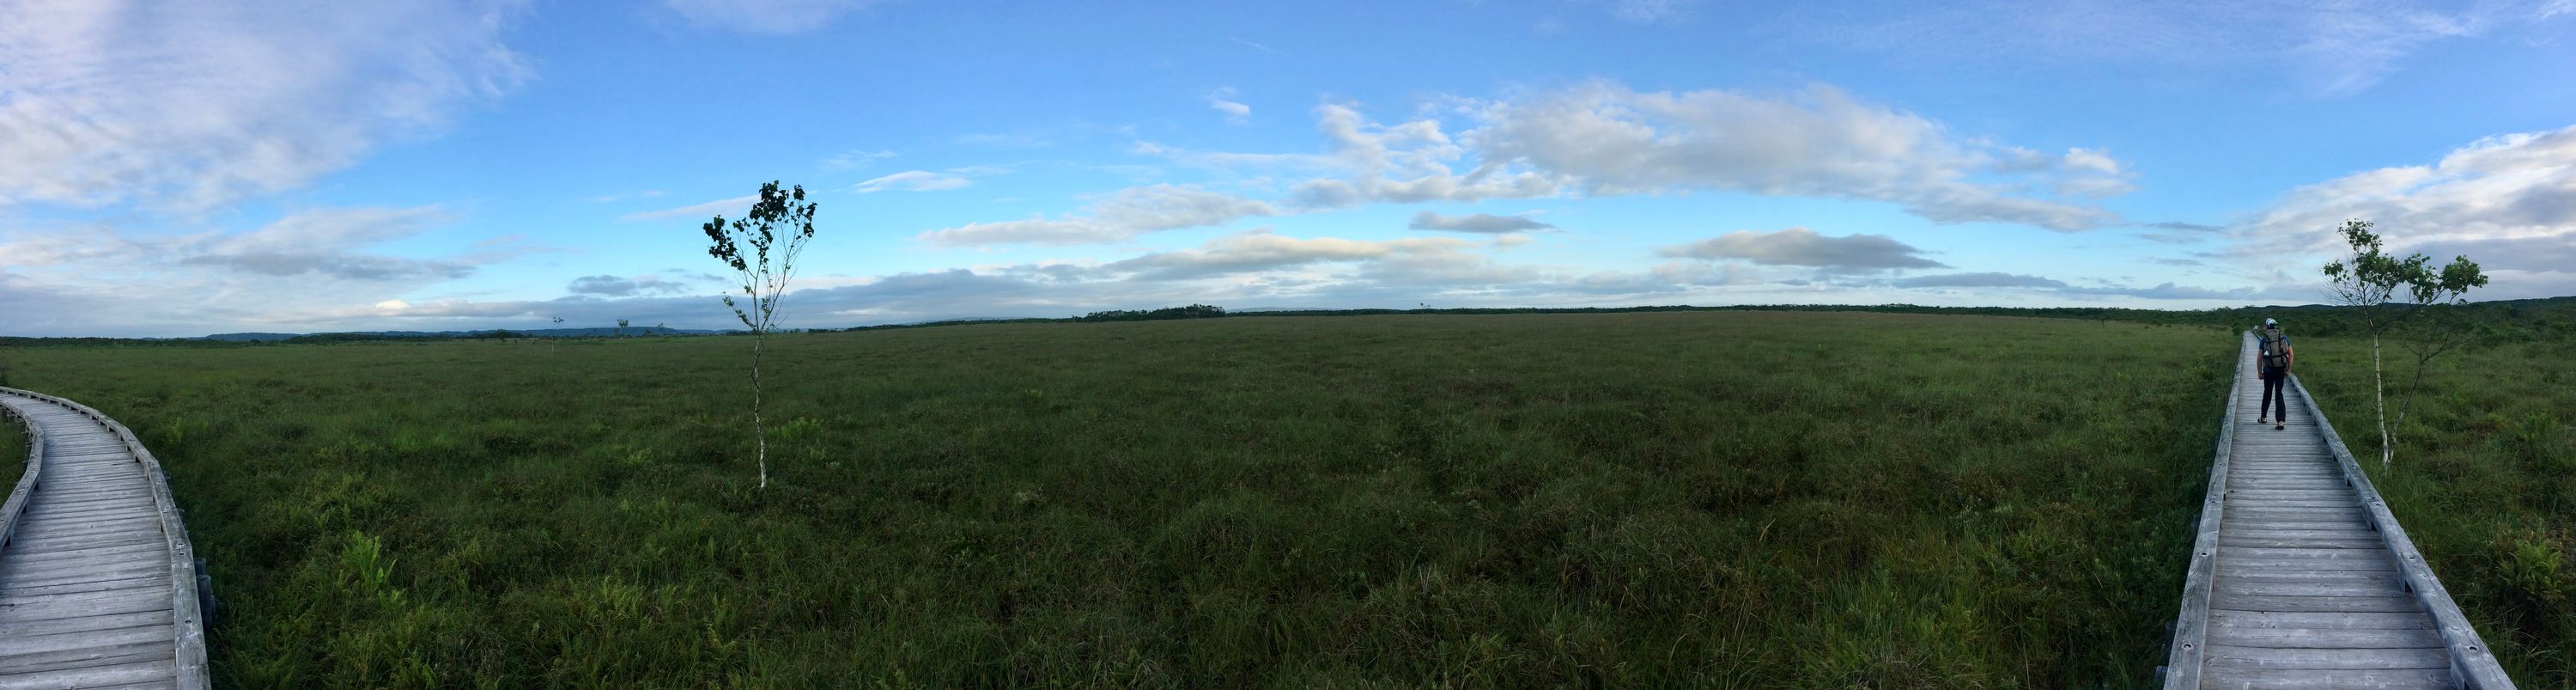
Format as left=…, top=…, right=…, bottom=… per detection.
left=0, top=623, right=171, bottom=658
left=0, top=611, right=173, bottom=639
left=2205, top=645, right=2449, bottom=670
left=0, top=574, right=172, bottom=598
left=0, top=657, right=179, bottom=690
left=0, top=589, right=167, bottom=623
left=2213, top=579, right=2411, bottom=597
left=2196, top=667, right=2456, bottom=689
left=2206, top=610, right=2433, bottom=630
left=2210, top=594, right=2425, bottom=614
left=0, top=644, right=177, bottom=677
left=2206, top=626, right=2446, bottom=648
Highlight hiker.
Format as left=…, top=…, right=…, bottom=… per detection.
left=2256, top=318, right=2293, bottom=430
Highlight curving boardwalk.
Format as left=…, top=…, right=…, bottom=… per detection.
left=0, top=388, right=209, bottom=690
left=2162, top=335, right=2512, bottom=689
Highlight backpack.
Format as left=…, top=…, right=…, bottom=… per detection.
left=2258, top=331, right=2291, bottom=369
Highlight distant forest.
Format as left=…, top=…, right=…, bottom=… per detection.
left=4, top=296, right=2572, bottom=348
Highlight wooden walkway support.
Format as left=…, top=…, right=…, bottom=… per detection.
left=2162, top=334, right=2512, bottom=689
left=0, top=387, right=209, bottom=689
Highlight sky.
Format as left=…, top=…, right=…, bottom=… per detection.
left=3, top=0, right=2574, bottom=337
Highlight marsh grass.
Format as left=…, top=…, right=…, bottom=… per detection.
left=2297, top=335, right=2576, bottom=684
left=3, top=312, right=2235, bottom=687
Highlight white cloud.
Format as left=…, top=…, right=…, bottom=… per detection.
left=0, top=207, right=546, bottom=335
left=663, top=0, right=887, bottom=34
left=620, top=195, right=760, bottom=222
left=918, top=185, right=1277, bottom=247
left=567, top=274, right=697, bottom=296
left=2246, top=123, right=2576, bottom=249
left=0, top=1, right=531, bottom=210
left=821, top=150, right=896, bottom=170
left=854, top=170, right=972, bottom=192
left=1463, top=82, right=2121, bottom=229
left=1127, top=82, right=2124, bottom=230
left=1408, top=211, right=1558, bottom=234
left=2229, top=123, right=2576, bottom=299
left=1660, top=227, right=1950, bottom=271
left=1103, top=230, right=1473, bottom=279
left=1208, top=87, right=1253, bottom=123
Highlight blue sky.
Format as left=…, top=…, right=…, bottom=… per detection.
left=3, top=0, right=2574, bottom=337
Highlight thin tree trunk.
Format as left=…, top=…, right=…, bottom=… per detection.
left=752, top=333, right=767, bottom=489
left=2372, top=333, right=2391, bottom=468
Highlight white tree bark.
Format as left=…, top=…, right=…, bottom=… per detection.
left=752, top=333, right=768, bottom=490
left=2372, top=333, right=2391, bottom=468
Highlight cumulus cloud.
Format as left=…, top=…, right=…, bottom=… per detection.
left=854, top=170, right=972, bottom=192
left=0, top=1, right=531, bottom=210
left=917, top=185, right=1277, bottom=247
left=1407, top=211, right=1557, bottom=234
left=1126, top=82, right=2126, bottom=231
left=2249, top=124, right=2576, bottom=247
left=664, top=0, right=887, bottom=34
left=1659, top=227, right=1949, bottom=271
left=1463, top=82, right=2122, bottom=229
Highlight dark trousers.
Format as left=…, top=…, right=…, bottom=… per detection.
left=2259, top=369, right=2287, bottom=421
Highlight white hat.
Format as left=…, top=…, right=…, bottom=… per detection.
left=2263, top=318, right=2278, bottom=327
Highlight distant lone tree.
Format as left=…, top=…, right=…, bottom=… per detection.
left=702, top=181, right=819, bottom=489
left=2321, top=219, right=2488, bottom=468
left=617, top=319, right=630, bottom=338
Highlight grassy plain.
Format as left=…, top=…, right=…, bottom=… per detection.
left=1, top=312, right=2236, bottom=687
left=2295, top=334, right=2576, bottom=684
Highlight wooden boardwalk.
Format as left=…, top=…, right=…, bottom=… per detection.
left=2162, top=335, right=2511, bottom=689
left=0, top=388, right=209, bottom=690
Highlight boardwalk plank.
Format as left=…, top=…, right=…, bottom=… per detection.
left=0, top=657, right=179, bottom=690
left=2196, top=667, right=2455, bottom=689
left=2204, top=645, right=2449, bottom=670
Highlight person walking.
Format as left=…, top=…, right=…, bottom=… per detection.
left=2256, top=318, right=2294, bottom=430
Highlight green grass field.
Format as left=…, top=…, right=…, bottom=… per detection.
left=2296, top=334, right=2576, bottom=684
left=6, top=312, right=2243, bottom=687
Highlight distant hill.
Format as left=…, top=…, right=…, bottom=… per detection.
left=207, top=327, right=720, bottom=342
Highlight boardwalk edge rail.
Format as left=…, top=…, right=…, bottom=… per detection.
left=2287, top=372, right=2513, bottom=688
left=2159, top=333, right=2246, bottom=687
left=0, top=391, right=46, bottom=555
left=0, top=386, right=213, bottom=690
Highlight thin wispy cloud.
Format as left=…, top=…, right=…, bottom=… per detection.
left=0, top=1, right=531, bottom=210
left=620, top=195, right=759, bottom=222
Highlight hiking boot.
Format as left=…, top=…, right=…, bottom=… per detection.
left=2257, top=417, right=2269, bottom=424
left=2275, top=423, right=2287, bottom=430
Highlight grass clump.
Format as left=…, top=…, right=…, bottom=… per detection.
left=4, top=312, right=2234, bottom=687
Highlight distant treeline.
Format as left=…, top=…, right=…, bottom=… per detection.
left=1076, top=304, right=1227, bottom=322
left=7, top=296, right=2573, bottom=346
